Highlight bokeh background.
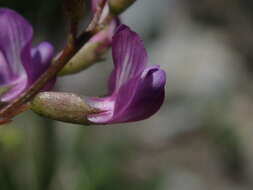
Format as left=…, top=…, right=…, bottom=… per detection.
left=0, top=0, right=253, bottom=189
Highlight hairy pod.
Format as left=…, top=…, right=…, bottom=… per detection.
left=31, top=92, right=97, bottom=125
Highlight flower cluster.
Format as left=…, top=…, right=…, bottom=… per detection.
left=0, top=0, right=166, bottom=125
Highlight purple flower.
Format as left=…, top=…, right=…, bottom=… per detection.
left=0, top=8, right=54, bottom=102
left=87, top=25, right=166, bottom=124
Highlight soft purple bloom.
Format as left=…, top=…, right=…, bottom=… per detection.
left=0, top=8, right=54, bottom=102
left=87, top=25, right=166, bottom=124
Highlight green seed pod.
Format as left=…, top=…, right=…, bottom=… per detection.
left=31, top=92, right=97, bottom=125
left=59, top=25, right=113, bottom=76
left=59, top=41, right=104, bottom=76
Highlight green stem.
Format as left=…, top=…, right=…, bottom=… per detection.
left=37, top=118, right=58, bottom=190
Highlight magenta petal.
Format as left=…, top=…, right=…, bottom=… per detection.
left=0, top=8, right=33, bottom=80
left=0, top=73, right=27, bottom=102
left=0, top=51, right=27, bottom=103
left=112, top=66, right=166, bottom=123
left=0, top=8, right=33, bottom=102
left=0, top=9, right=55, bottom=102
left=88, top=66, right=166, bottom=124
left=87, top=25, right=166, bottom=124
left=87, top=97, right=115, bottom=123
left=109, top=25, right=148, bottom=93
left=30, top=42, right=55, bottom=90
left=0, top=50, right=12, bottom=85
left=30, top=42, right=54, bottom=84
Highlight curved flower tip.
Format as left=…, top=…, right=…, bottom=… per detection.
left=0, top=8, right=54, bottom=102
left=87, top=25, right=166, bottom=124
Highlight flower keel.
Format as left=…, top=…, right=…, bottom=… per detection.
left=87, top=25, right=166, bottom=124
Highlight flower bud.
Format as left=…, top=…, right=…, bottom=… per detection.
left=59, top=41, right=105, bottom=76
left=109, top=0, right=136, bottom=15
left=31, top=92, right=97, bottom=125
left=59, top=22, right=116, bottom=76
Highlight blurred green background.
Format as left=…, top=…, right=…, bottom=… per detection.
left=1, top=0, right=253, bottom=190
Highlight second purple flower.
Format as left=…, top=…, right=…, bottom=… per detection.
left=0, top=8, right=54, bottom=103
